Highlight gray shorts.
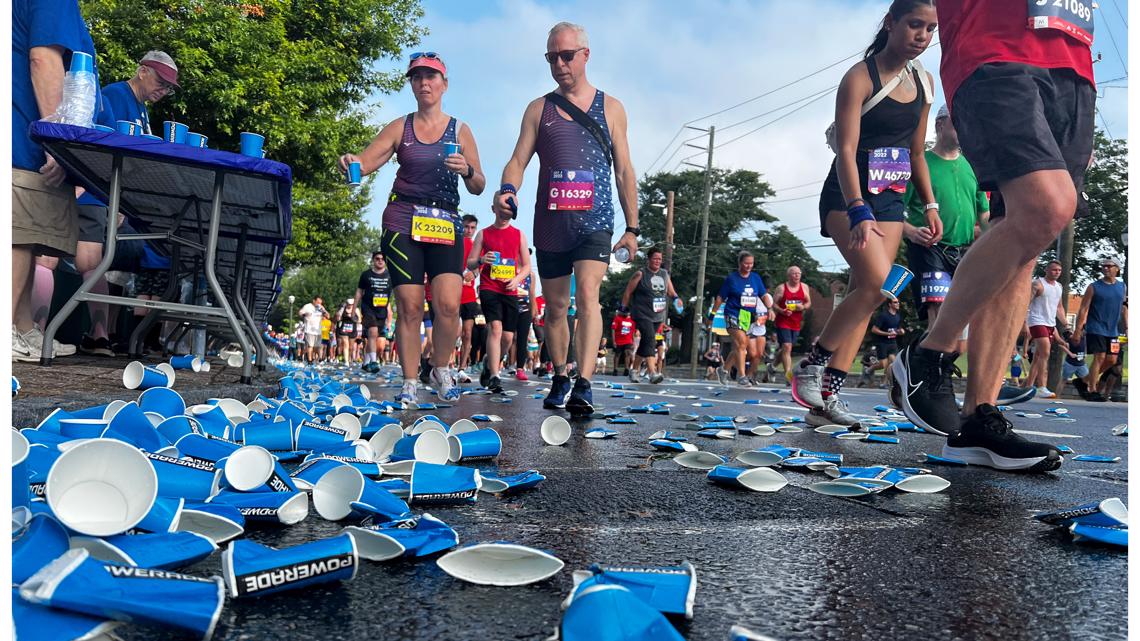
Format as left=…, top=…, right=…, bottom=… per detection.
left=304, top=333, right=321, bottom=348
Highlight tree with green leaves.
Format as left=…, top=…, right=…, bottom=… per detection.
left=82, top=0, right=426, bottom=268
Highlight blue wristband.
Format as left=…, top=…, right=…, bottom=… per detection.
left=500, top=183, right=517, bottom=195
left=847, top=203, right=874, bottom=229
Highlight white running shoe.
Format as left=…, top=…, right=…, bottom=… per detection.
left=21, top=327, right=76, bottom=357
left=395, top=379, right=418, bottom=406
left=1036, top=386, right=1057, bottom=399
left=431, top=367, right=461, bottom=402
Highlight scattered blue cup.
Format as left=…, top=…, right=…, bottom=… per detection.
left=174, top=433, right=242, bottom=464
left=239, top=132, right=265, bottom=158
left=72, top=531, right=217, bottom=570
left=242, top=419, right=295, bottom=451
left=209, top=489, right=309, bottom=525
left=58, top=418, right=108, bottom=440
left=145, top=450, right=220, bottom=500
left=446, top=428, right=502, bottom=462
left=185, top=132, right=208, bottom=148
left=169, top=355, right=202, bottom=371
left=141, top=134, right=162, bottom=141
left=123, top=361, right=169, bottom=390
left=880, top=264, right=914, bottom=301
left=572, top=561, right=697, bottom=619
left=222, top=534, right=356, bottom=598
left=116, top=120, right=140, bottom=136
left=163, top=121, right=189, bottom=144
left=347, top=161, right=362, bottom=186
left=13, top=514, right=71, bottom=584
left=12, top=430, right=31, bottom=513
left=289, top=456, right=347, bottom=491
left=133, top=496, right=185, bottom=533
left=343, top=514, right=459, bottom=561
left=408, top=462, right=479, bottom=505
left=138, top=387, right=187, bottom=419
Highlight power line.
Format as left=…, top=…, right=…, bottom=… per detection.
left=1095, top=5, right=1128, bottom=72
left=1096, top=107, right=1115, bottom=139
left=717, top=84, right=840, bottom=134
left=763, top=193, right=820, bottom=204
left=713, top=88, right=835, bottom=150
left=771, top=179, right=823, bottom=192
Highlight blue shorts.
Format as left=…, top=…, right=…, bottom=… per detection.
left=776, top=328, right=799, bottom=346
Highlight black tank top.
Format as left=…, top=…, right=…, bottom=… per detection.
left=632, top=266, right=669, bottom=323
left=858, top=56, right=925, bottom=151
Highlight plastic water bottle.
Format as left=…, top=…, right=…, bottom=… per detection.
left=614, top=247, right=631, bottom=264
left=54, top=52, right=97, bottom=127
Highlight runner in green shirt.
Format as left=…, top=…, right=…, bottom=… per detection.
left=902, top=104, right=989, bottom=327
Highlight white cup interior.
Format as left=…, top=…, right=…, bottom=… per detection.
left=213, top=398, right=250, bottom=422
left=330, top=413, right=362, bottom=441
left=122, top=361, right=145, bottom=389
left=541, top=416, right=571, bottom=446
left=448, top=419, right=477, bottom=436
left=155, top=363, right=176, bottom=387
left=102, top=399, right=128, bottom=422
left=143, top=412, right=166, bottom=427
left=369, top=424, right=404, bottom=461
left=12, top=429, right=29, bottom=466
left=46, top=438, right=158, bottom=536
left=176, top=509, right=245, bottom=544
left=734, top=450, right=784, bottom=467
left=278, top=492, right=310, bottom=525
left=344, top=527, right=406, bottom=562
left=436, top=543, right=565, bottom=586
left=447, top=434, right=463, bottom=463
left=224, top=446, right=275, bottom=491
left=200, top=361, right=212, bottom=373
left=331, top=393, right=352, bottom=410
left=226, top=352, right=243, bottom=368
left=413, top=430, right=450, bottom=465
left=674, top=451, right=725, bottom=470
left=313, top=465, right=364, bottom=521
left=894, top=474, right=951, bottom=494
left=736, top=467, right=788, bottom=492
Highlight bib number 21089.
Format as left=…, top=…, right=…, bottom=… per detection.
left=1029, top=0, right=1094, bottom=45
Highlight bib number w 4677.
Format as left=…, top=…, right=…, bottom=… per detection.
left=867, top=147, right=911, bottom=195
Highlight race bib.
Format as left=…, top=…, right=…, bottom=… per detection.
left=490, top=259, right=517, bottom=280
left=547, top=169, right=595, bottom=211
left=411, top=205, right=456, bottom=245
left=1109, top=339, right=1120, bottom=354
left=620, top=325, right=632, bottom=336
left=867, top=147, right=911, bottom=194
left=653, top=297, right=667, bottom=313
left=738, top=309, right=752, bottom=328
left=920, top=271, right=952, bottom=304
left=1028, top=0, right=1093, bottom=45
left=340, top=322, right=355, bottom=333
left=740, top=295, right=759, bottom=309
left=372, top=296, right=389, bottom=308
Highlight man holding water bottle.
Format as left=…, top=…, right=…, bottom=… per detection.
left=492, top=22, right=639, bottom=417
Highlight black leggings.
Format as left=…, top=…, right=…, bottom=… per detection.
left=515, top=311, right=532, bottom=368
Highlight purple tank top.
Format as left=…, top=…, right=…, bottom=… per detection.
left=533, top=90, right=614, bottom=252
left=382, top=114, right=461, bottom=234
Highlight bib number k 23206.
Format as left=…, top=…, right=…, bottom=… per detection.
left=1029, top=0, right=1094, bottom=45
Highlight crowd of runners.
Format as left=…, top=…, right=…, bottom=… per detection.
left=317, top=2, right=1118, bottom=474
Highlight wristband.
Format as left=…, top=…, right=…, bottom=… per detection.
left=923, top=202, right=940, bottom=211
left=465, top=164, right=475, bottom=179
left=847, top=203, right=875, bottom=229
left=500, top=183, right=517, bottom=195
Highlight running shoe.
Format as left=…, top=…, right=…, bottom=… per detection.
left=1087, top=392, right=1107, bottom=402
left=12, top=330, right=36, bottom=363
left=737, top=377, right=753, bottom=387
left=649, top=372, right=664, bottom=384
left=21, top=327, right=76, bottom=357
left=1072, top=377, right=1090, bottom=400
left=629, top=370, right=640, bottom=383
left=891, top=339, right=961, bottom=437
left=1036, top=386, right=1057, bottom=399
left=457, top=369, right=472, bottom=383
left=515, top=369, right=529, bottom=381
left=791, top=362, right=824, bottom=409
left=430, top=367, right=461, bottom=402
left=803, top=396, right=862, bottom=430
left=488, top=375, right=504, bottom=395
left=544, top=374, right=572, bottom=409
left=395, top=380, right=418, bottom=407
left=566, top=378, right=594, bottom=417
left=79, top=335, right=114, bottom=357
left=479, top=357, right=491, bottom=389
left=996, top=384, right=1036, bottom=405
left=716, top=367, right=728, bottom=385
left=419, top=358, right=432, bottom=385
left=943, top=404, right=1062, bottom=472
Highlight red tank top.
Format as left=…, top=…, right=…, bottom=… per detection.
left=479, top=224, right=522, bottom=295
left=461, top=236, right=477, bottom=304
left=938, top=0, right=1094, bottom=107
left=775, top=282, right=805, bottom=331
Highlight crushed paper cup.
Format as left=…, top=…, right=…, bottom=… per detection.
left=1033, top=498, right=1128, bottom=528
left=222, top=533, right=357, bottom=598
left=368, top=423, right=404, bottom=461
left=188, top=404, right=233, bottom=440
left=20, top=548, right=224, bottom=640
left=290, top=456, right=347, bottom=491
left=566, top=560, right=697, bottom=619
left=410, top=415, right=449, bottom=435
left=71, top=531, right=217, bottom=570
left=541, top=416, right=572, bottom=446
left=307, top=453, right=381, bottom=478
left=138, top=387, right=188, bottom=419
left=343, top=513, right=458, bottom=561
left=697, top=428, right=735, bottom=439
left=312, top=465, right=410, bottom=521
left=379, top=460, right=416, bottom=476
left=1072, top=455, right=1121, bottom=463
left=1111, top=424, right=1128, bottom=436
left=561, top=583, right=685, bottom=641
left=707, top=465, right=787, bottom=492
left=133, top=496, right=185, bottom=533
left=177, top=502, right=245, bottom=543
left=807, top=481, right=878, bottom=497
left=208, top=398, right=250, bottom=423
left=436, top=542, right=563, bottom=586
left=734, top=449, right=787, bottom=468
left=408, top=462, right=479, bottom=505
left=145, top=451, right=221, bottom=500
left=478, top=470, right=546, bottom=494
left=649, top=431, right=688, bottom=442
left=673, top=451, right=729, bottom=470
left=796, top=449, right=842, bottom=464
left=12, top=586, right=122, bottom=641
left=738, top=425, right=777, bottom=436
left=221, top=445, right=297, bottom=493
left=174, top=433, right=242, bottom=463
left=469, top=414, right=503, bottom=423
left=814, top=424, right=848, bottom=434
left=329, top=413, right=363, bottom=441
left=729, top=625, right=781, bottom=641
left=47, top=438, right=158, bottom=537
left=1069, top=522, right=1127, bottom=548
left=893, top=473, right=951, bottom=493
left=651, top=440, right=698, bottom=453
left=13, top=513, right=71, bottom=584
left=585, top=428, right=619, bottom=439
left=209, top=490, right=309, bottom=525
left=103, top=401, right=173, bottom=453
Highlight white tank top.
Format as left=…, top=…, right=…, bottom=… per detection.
left=1027, top=277, right=1063, bottom=327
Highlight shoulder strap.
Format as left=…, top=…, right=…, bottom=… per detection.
left=910, top=59, right=934, bottom=104
left=860, top=64, right=907, bottom=116
left=545, top=92, right=613, bottom=166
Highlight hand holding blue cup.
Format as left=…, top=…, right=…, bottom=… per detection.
left=347, top=161, right=362, bottom=186
left=880, top=264, right=913, bottom=301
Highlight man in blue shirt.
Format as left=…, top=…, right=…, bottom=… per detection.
left=101, top=50, right=180, bottom=136
left=12, top=0, right=103, bottom=361
left=1073, top=257, right=1127, bottom=401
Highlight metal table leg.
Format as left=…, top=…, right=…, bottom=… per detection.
left=201, top=172, right=254, bottom=383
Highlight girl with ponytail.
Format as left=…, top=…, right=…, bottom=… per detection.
left=793, top=0, right=938, bottom=427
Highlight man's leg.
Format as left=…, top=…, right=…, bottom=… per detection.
left=780, top=341, right=793, bottom=378
left=571, top=259, right=608, bottom=381
left=13, top=246, right=36, bottom=333
left=460, top=318, right=474, bottom=369
left=486, top=321, right=503, bottom=377
left=428, top=274, right=462, bottom=370
left=539, top=276, right=572, bottom=373
left=1085, top=352, right=1108, bottom=392
left=76, top=241, right=111, bottom=341
left=31, top=256, right=58, bottom=330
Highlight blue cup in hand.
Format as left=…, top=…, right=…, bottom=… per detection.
left=347, top=161, right=362, bottom=186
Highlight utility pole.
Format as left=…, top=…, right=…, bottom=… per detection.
left=663, top=190, right=675, bottom=270
left=687, top=126, right=715, bottom=378
left=1047, top=221, right=1076, bottom=391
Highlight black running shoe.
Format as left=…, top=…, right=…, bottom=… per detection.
left=419, top=357, right=432, bottom=385
left=544, top=374, right=572, bottom=409
left=892, top=338, right=961, bottom=436
left=1072, top=377, right=1090, bottom=400
left=479, top=357, right=491, bottom=389
left=488, top=375, right=504, bottom=394
left=79, top=335, right=114, bottom=357
left=1087, top=392, right=1107, bottom=402
left=943, top=404, right=1062, bottom=472
left=565, top=377, right=594, bottom=418
left=996, top=384, right=1036, bottom=405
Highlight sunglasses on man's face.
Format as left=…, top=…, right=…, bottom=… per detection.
left=544, top=48, right=585, bottom=64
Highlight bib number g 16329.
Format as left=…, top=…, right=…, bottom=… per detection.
left=411, top=205, right=456, bottom=245
left=548, top=169, right=595, bottom=211
left=1028, top=0, right=1094, bottom=45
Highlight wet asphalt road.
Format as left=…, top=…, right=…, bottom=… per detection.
left=122, top=367, right=1128, bottom=641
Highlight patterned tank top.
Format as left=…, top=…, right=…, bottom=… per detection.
left=382, top=114, right=461, bottom=234
left=533, top=90, right=614, bottom=252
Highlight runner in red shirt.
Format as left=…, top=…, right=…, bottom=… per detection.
left=457, top=214, right=481, bottom=381
left=610, top=305, right=636, bottom=376
left=770, top=265, right=811, bottom=383
left=893, top=0, right=1092, bottom=472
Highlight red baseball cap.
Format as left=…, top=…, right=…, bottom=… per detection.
left=139, top=51, right=180, bottom=87
left=406, top=53, right=446, bottom=78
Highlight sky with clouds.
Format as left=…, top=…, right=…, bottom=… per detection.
left=357, top=0, right=1130, bottom=279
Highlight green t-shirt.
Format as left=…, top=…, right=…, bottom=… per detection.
left=904, top=150, right=989, bottom=247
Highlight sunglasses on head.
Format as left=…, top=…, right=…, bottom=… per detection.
left=544, top=47, right=586, bottom=64
left=410, top=51, right=440, bottom=61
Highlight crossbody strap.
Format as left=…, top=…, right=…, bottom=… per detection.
left=545, top=92, right=614, bottom=166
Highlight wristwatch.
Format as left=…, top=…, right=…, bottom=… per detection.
left=625, top=226, right=640, bottom=237
left=464, top=163, right=474, bottom=179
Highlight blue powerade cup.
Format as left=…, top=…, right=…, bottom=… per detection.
left=13, top=514, right=71, bottom=584
left=561, top=583, right=685, bottom=641
left=222, top=533, right=358, bottom=598
left=209, top=490, right=309, bottom=525
left=568, top=561, right=697, bottom=619
left=1033, top=498, right=1128, bottom=528
left=71, top=531, right=217, bottom=570
left=20, top=548, right=225, bottom=641
left=13, top=586, right=122, bottom=641
left=408, top=462, right=479, bottom=505
left=344, top=513, right=459, bottom=561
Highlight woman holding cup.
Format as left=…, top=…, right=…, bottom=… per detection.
left=338, top=52, right=486, bottom=406
left=791, top=0, right=938, bottom=429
